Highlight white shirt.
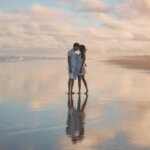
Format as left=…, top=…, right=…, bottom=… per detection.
left=67, top=49, right=78, bottom=68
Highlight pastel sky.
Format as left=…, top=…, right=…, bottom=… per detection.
left=0, top=0, right=150, bottom=56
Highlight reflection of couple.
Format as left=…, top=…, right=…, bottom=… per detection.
left=67, top=43, right=88, bottom=94
left=66, top=94, right=88, bottom=144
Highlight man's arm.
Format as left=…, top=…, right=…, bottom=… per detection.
left=68, top=56, right=72, bottom=73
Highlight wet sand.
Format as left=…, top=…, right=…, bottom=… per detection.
left=108, top=55, right=150, bottom=71
left=0, top=57, right=150, bottom=150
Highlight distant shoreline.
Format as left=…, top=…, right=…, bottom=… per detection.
left=0, top=55, right=66, bottom=63
left=107, top=55, right=150, bottom=71
left=0, top=55, right=93, bottom=63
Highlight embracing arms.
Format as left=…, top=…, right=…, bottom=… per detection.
left=80, top=56, right=86, bottom=73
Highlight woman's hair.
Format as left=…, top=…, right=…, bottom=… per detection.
left=79, top=45, right=86, bottom=58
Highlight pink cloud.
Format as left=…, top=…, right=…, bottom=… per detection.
left=0, top=1, right=150, bottom=56
left=131, top=0, right=150, bottom=15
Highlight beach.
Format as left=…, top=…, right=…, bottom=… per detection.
left=1, top=0, right=150, bottom=148
left=108, top=55, right=150, bottom=71
left=0, top=56, right=150, bottom=150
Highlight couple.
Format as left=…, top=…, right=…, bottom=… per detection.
left=68, top=43, right=88, bottom=94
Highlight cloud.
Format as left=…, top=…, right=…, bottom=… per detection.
left=116, top=0, right=150, bottom=19
left=29, top=4, right=69, bottom=18
left=0, top=0, right=150, bottom=56
left=130, top=0, right=150, bottom=16
left=0, top=4, right=83, bottom=50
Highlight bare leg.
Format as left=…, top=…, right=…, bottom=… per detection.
left=78, top=76, right=81, bottom=94
left=70, top=79, right=75, bottom=94
left=68, top=79, right=73, bottom=94
left=81, top=75, right=88, bottom=94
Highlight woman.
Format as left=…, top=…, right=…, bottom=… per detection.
left=77, top=45, right=88, bottom=94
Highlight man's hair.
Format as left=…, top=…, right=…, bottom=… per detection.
left=73, top=43, right=80, bottom=48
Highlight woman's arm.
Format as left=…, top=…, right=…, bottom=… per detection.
left=80, top=55, right=85, bottom=73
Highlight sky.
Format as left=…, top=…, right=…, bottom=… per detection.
left=0, top=0, right=150, bottom=56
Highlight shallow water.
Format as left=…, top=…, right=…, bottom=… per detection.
left=0, top=58, right=150, bottom=150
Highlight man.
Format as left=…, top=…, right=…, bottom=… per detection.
left=68, top=43, right=80, bottom=94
